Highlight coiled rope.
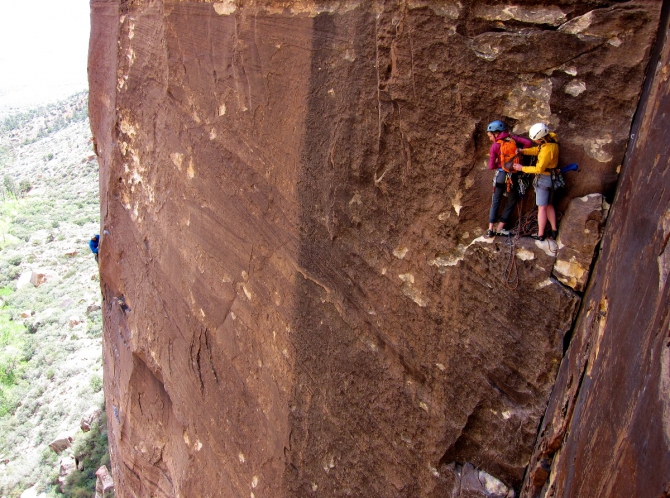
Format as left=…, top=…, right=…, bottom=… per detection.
left=501, top=204, right=561, bottom=290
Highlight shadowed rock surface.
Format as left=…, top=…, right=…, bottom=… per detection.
left=88, top=1, right=664, bottom=496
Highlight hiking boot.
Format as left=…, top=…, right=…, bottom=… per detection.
left=486, top=229, right=496, bottom=238
left=529, top=233, right=545, bottom=241
left=497, top=228, right=511, bottom=236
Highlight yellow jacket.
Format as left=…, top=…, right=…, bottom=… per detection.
left=521, top=133, right=559, bottom=175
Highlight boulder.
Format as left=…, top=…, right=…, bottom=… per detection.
left=81, top=406, right=102, bottom=432
left=553, top=194, right=608, bottom=291
left=16, top=270, right=46, bottom=289
left=86, top=303, right=102, bottom=314
left=19, top=486, right=43, bottom=498
left=29, top=271, right=46, bottom=287
left=48, top=433, right=73, bottom=454
left=15, top=271, right=33, bottom=290
left=437, top=462, right=515, bottom=497
left=95, top=466, right=115, bottom=498
left=58, top=456, right=77, bottom=488
left=60, top=298, right=75, bottom=310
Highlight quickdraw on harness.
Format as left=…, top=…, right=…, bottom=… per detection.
left=491, top=170, right=515, bottom=196
left=497, top=137, right=520, bottom=193
left=517, top=173, right=531, bottom=196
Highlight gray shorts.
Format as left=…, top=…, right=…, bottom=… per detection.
left=534, top=174, right=553, bottom=206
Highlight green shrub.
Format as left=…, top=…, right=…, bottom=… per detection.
left=86, top=313, right=102, bottom=338
left=0, top=384, right=22, bottom=416
left=0, top=146, right=14, bottom=169
left=3, top=175, right=17, bottom=198
left=18, top=180, right=31, bottom=197
left=89, top=375, right=103, bottom=393
left=63, top=410, right=111, bottom=498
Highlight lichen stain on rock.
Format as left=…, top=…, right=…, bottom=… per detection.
left=553, top=259, right=585, bottom=289
left=581, top=135, right=614, bottom=163
left=586, top=297, right=608, bottom=378
left=393, top=246, right=409, bottom=259
left=564, top=80, right=586, bottom=97
left=658, top=209, right=670, bottom=291
left=408, top=0, right=461, bottom=19
left=170, top=152, right=184, bottom=171
left=558, top=10, right=595, bottom=35
left=186, top=157, right=195, bottom=179
left=504, top=77, right=555, bottom=132
left=249, top=0, right=364, bottom=17
left=515, top=248, right=535, bottom=261
left=213, top=1, right=236, bottom=15
left=474, top=4, right=567, bottom=26
left=661, top=344, right=670, bottom=447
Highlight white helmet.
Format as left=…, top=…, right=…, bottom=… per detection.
left=529, top=122, right=549, bottom=140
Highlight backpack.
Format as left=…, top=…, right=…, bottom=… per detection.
left=497, top=137, right=519, bottom=173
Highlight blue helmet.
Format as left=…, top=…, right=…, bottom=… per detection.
left=487, top=120, right=506, bottom=133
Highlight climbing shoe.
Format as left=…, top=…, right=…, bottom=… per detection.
left=529, top=233, right=545, bottom=241
left=547, top=229, right=558, bottom=240
left=497, top=229, right=511, bottom=237
left=486, top=229, right=496, bottom=238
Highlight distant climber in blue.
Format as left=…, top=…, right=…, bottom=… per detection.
left=89, top=234, right=100, bottom=263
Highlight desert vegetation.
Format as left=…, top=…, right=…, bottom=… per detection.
left=0, top=93, right=111, bottom=497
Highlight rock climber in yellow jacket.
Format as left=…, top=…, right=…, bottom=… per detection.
left=512, top=122, right=558, bottom=241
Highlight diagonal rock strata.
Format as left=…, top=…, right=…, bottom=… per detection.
left=88, top=1, right=663, bottom=496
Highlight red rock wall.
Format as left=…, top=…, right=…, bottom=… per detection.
left=88, top=1, right=663, bottom=496
left=522, top=3, right=670, bottom=496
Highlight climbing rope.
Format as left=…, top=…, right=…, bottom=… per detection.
left=501, top=203, right=525, bottom=290
left=499, top=153, right=562, bottom=289
left=501, top=204, right=562, bottom=289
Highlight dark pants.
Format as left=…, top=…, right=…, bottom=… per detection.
left=488, top=173, right=519, bottom=224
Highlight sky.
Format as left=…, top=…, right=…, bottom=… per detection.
left=0, top=0, right=90, bottom=115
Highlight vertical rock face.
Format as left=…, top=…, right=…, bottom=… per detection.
left=88, top=1, right=662, bottom=496
left=522, top=4, right=670, bottom=497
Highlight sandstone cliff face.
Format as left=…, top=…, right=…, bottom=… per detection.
left=523, top=4, right=670, bottom=496
left=88, top=1, right=663, bottom=496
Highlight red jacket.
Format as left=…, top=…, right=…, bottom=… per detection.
left=487, top=131, right=532, bottom=170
